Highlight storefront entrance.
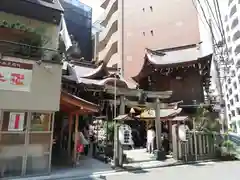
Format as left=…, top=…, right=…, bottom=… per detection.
left=0, top=110, right=54, bottom=177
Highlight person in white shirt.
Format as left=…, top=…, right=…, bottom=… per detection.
left=147, top=126, right=156, bottom=154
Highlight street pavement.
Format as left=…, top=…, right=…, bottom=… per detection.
left=68, top=161, right=240, bottom=180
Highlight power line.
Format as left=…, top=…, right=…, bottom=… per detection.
left=203, top=0, right=223, bottom=38
left=192, top=0, right=215, bottom=43
left=192, top=0, right=220, bottom=54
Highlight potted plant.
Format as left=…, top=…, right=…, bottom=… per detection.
left=218, top=140, right=238, bottom=161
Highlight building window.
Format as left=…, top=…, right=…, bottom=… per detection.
left=230, top=5, right=237, bottom=17
left=228, top=47, right=232, bottom=54
left=229, top=88, right=233, bottom=95
left=30, top=113, right=52, bottom=131
left=235, top=94, right=239, bottom=102
left=233, top=81, right=237, bottom=89
left=232, top=30, right=240, bottom=41
left=227, top=36, right=231, bottom=42
left=237, top=107, right=240, bottom=115
left=1, top=112, right=27, bottom=132
left=231, top=18, right=239, bottom=30
left=237, top=60, right=240, bottom=69
left=41, top=0, right=54, bottom=3
left=150, top=30, right=154, bottom=36
left=234, top=44, right=240, bottom=55
left=225, top=15, right=228, bottom=22
left=226, top=25, right=230, bottom=32
left=228, top=78, right=231, bottom=84
left=232, top=110, right=236, bottom=116
left=230, top=99, right=234, bottom=105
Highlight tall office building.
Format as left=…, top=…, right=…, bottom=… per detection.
left=222, top=0, right=240, bottom=133
left=60, top=0, right=93, bottom=61
left=96, top=0, right=210, bottom=85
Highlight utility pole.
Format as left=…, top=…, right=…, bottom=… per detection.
left=209, top=19, right=226, bottom=133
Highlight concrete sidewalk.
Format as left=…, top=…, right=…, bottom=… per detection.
left=8, top=157, right=116, bottom=180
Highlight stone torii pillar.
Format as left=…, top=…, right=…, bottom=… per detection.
left=155, top=98, right=164, bottom=160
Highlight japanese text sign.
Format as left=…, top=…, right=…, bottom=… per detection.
left=0, top=60, right=33, bottom=92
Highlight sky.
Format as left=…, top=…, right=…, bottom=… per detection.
left=80, top=0, right=103, bottom=22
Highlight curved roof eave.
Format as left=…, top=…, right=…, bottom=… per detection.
left=66, top=61, right=109, bottom=79
left=132, top=47, right=213, bottom=82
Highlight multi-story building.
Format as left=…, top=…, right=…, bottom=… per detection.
left=97, top=0, right=213, bottom=83
left=222, top=0, right=240, bottom=134
left=0, top=0, right=63, bottom=177
left=60, top=0, right=93, bottom=61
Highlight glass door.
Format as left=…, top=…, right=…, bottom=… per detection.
left=25, top=112, right=54, bottom=175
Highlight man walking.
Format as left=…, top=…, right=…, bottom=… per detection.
left=147, top=126, right=155, bottom=154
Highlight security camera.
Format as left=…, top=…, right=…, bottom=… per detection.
left=36, top=60, right=42, bottom=65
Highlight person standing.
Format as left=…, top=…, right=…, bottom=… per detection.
left=147, top=126, right=156, bottom=154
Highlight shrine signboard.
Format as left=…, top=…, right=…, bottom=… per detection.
left=0, top=60, right=33, bottom=92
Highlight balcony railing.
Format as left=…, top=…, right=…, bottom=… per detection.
left=0, top=40, right=61, bottom=62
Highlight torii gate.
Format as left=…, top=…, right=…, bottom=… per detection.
left=104, top=85, right=172, bottom=166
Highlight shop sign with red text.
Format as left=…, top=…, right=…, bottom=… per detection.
left=0, top=60, right=33, bottom=92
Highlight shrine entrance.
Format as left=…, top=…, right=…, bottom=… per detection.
left=51, top=91, right=99, bottom=169
left=104, top=86, right=176, bottom=167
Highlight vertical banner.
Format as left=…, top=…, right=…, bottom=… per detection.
left=8, top=112, right=25, bottom=131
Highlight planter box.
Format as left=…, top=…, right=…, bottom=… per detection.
left=0, top=27, right=43, bottom=58
left=0, top=27, right=33, bottom=42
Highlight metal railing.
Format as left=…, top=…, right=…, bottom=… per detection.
left=0, top=40, right=61, bottom=62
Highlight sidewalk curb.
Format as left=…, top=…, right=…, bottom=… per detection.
left=7, top=160, right=219, bottom=180
left=122, top=159, right=220, bottom=172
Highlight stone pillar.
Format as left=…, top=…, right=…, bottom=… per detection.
left=155, top=98, right=165, bottom=160
left=119, top=95, right=125, bottom=166
left=119, top=95, right=125, bottom=115
left=155, top=98, right=161, bottom=150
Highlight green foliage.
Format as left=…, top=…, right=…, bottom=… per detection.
left=219, top=140, right=240, bottom=160
left=192, top=105, right=221, bottom=133
left=103, top=121, right=121, bottom=142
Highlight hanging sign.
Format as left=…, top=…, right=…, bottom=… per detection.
left=0, top=60, right=33, bottom=92
left=119, top=124, right=133, bottom=145
left=8, top=112, right=25, bottom=131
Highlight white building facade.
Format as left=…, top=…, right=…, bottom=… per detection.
left=222, top=0, right=240, bottom=134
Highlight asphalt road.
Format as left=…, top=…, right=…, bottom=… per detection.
left=72, top=161, right=240, bottom=180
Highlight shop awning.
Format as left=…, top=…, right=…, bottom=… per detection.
left=135, top=108, right=182, bottom=119
left=60, top=91, right=99, bottom=114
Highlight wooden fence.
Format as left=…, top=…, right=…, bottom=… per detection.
left=172, top=126, right=221, bottom=162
